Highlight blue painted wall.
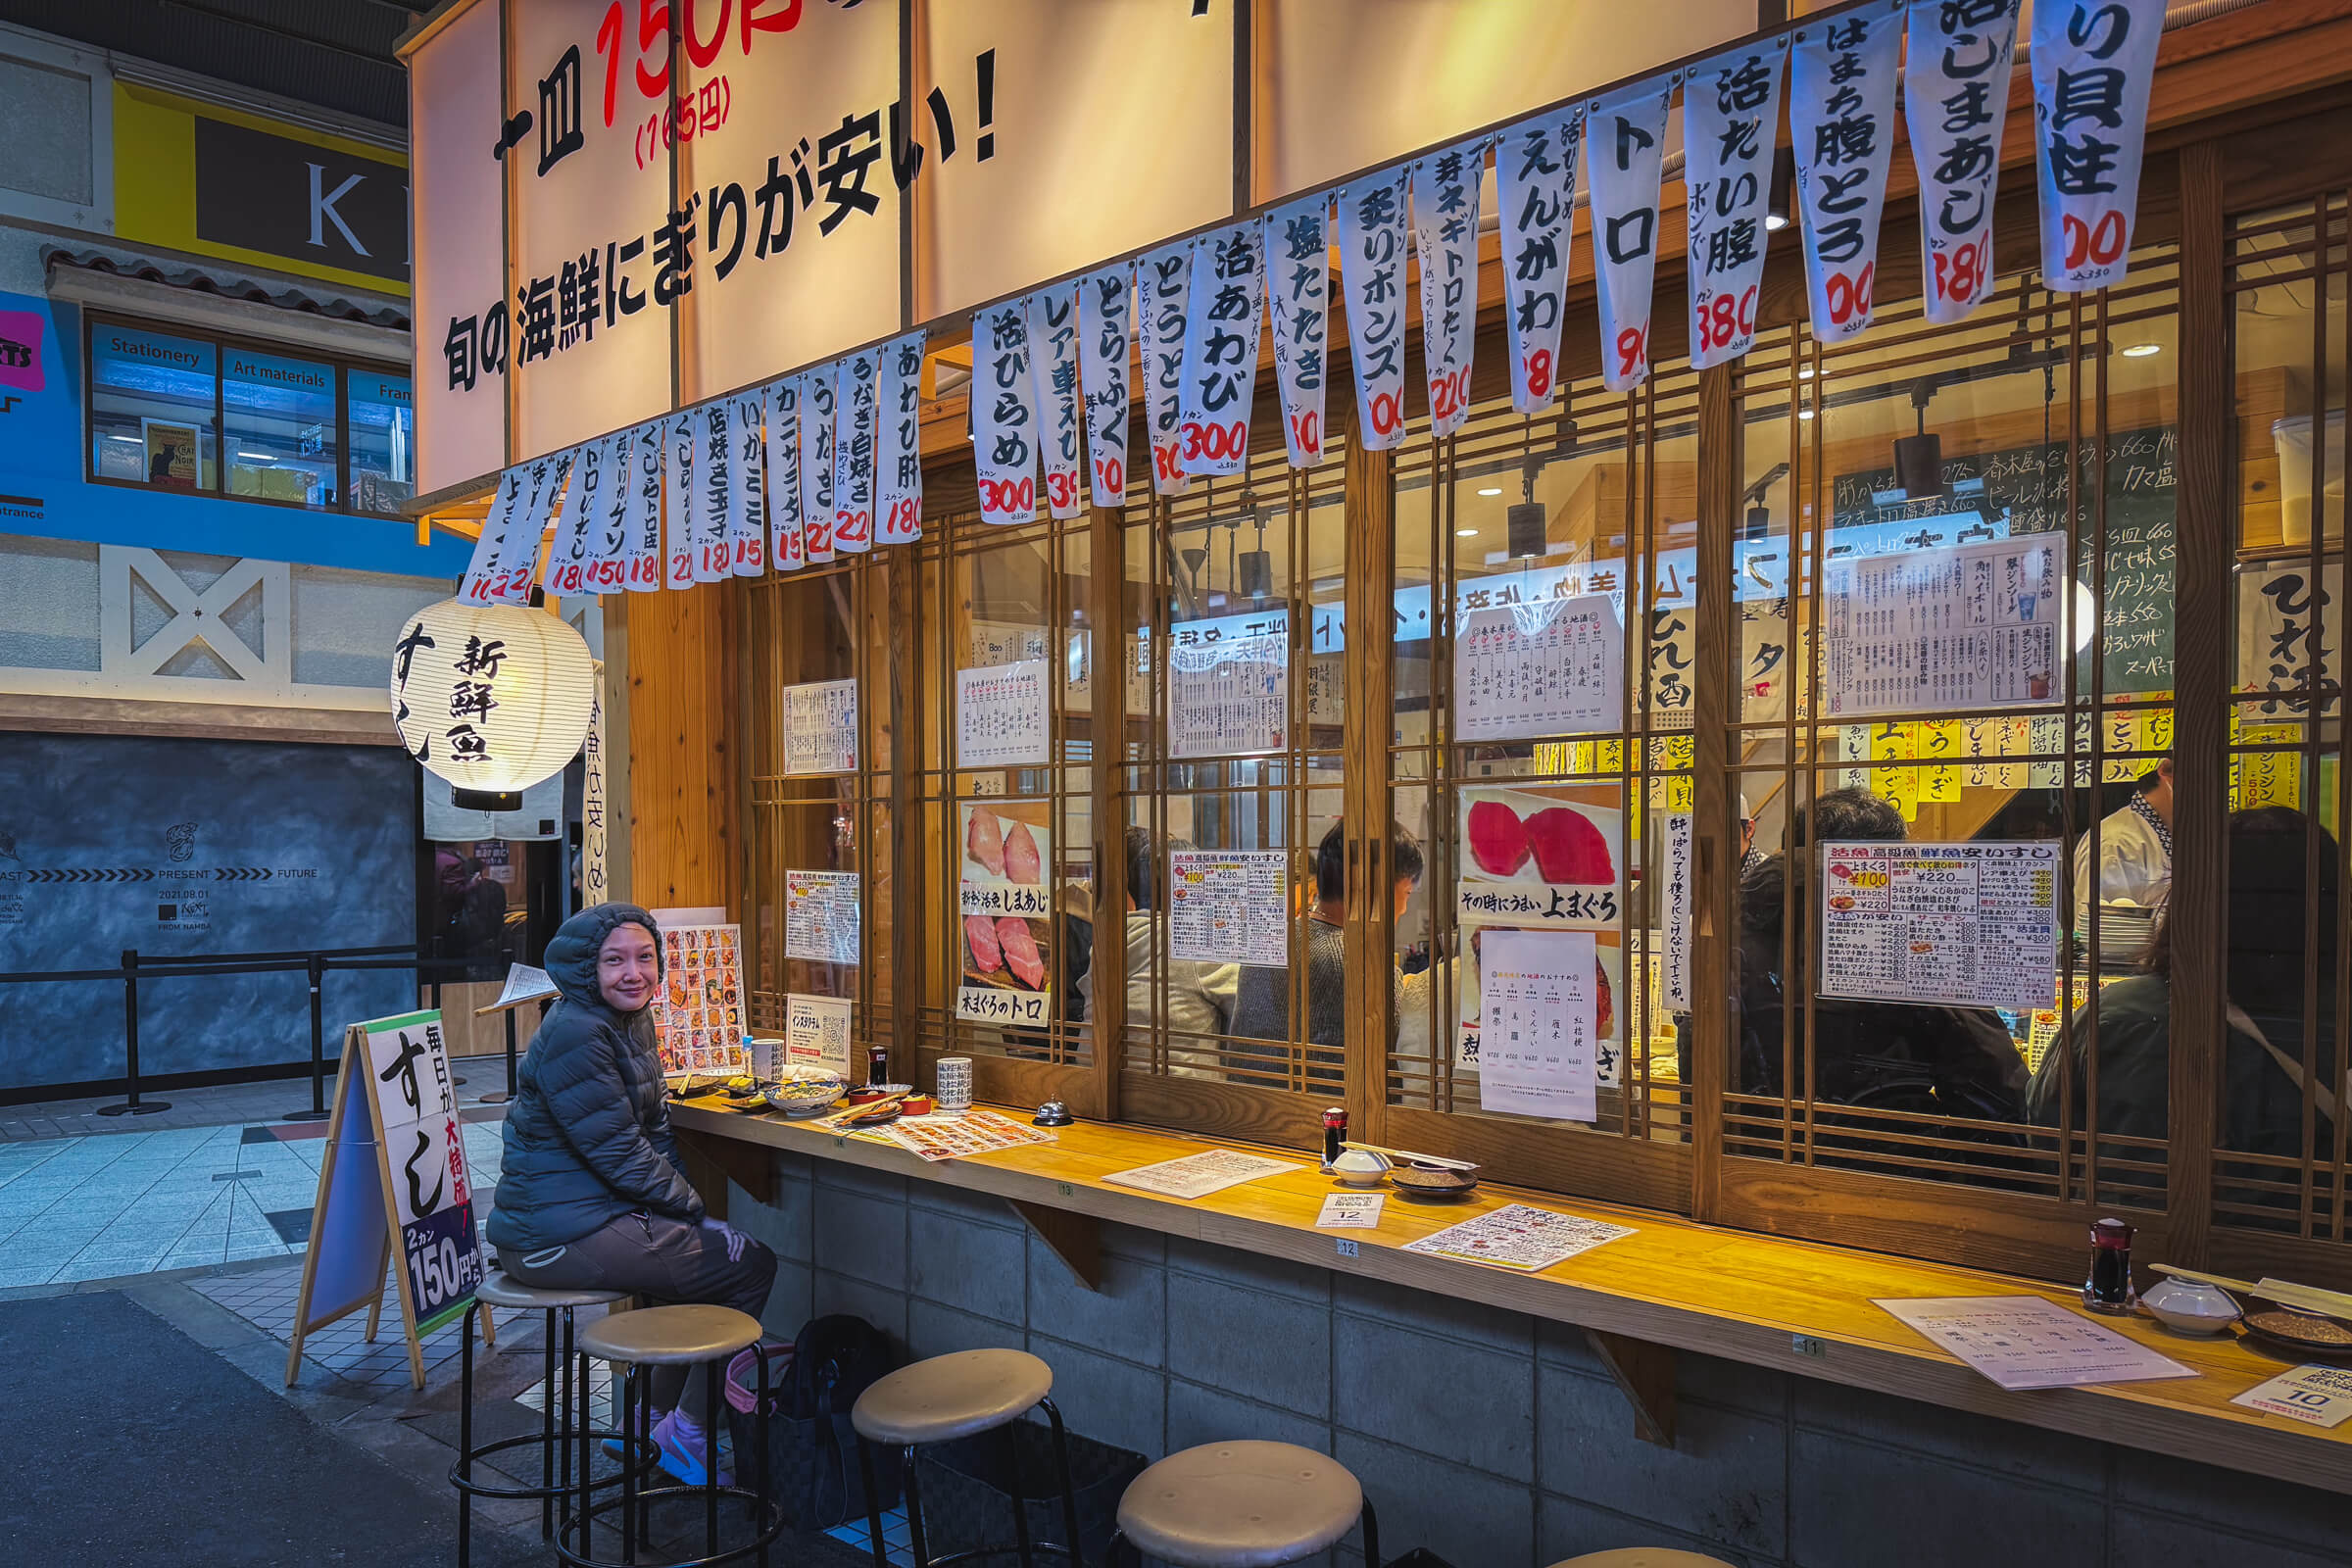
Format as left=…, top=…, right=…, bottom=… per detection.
left=0, top=735, right=419, bottom=1092
left=0, top=287, right=470, bottom=577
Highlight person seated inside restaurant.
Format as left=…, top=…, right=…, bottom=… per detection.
left=486, top=903, right=777, bottom=1487
left=2029, top=806, right=2339, bottom=1161
left=1230, top=819, right=1425, bottom=1078
left=1077, top=828, right=1238, bottom=1078
left=2075, top=755, right=2174, bottom=932
left=1727, top=787, right=2029, bottom=1120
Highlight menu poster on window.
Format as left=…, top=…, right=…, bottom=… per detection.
left=784, top=869, right=860, bottom=966
left=783, top=679, right=858, bottom=776
left=956, top=659, right=1053, bottom=768
left=1823, top=535, right=2063, bottom=717
left=960, top=801, right=1052, bottom=1024
left=1477, top=928, right=1598, bottom=1122
left=783, top=992, right=853, bottom=1074
left=1453, top=595, right=1624, bottom=742
left=1455, top=785, right=1623, bottom=930
left=1167, top=849, right=1289, bottom=967
left=1819, top=840, right=2060, bottom=1012
left=652, top=923, right=748, bottom=1076
left=1458, top=928, right=1624, bottom=1088
left=1169, top=628, right=1288, bottom=758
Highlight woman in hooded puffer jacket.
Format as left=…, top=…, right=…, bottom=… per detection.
left=486, top=902, right=777, bottom=1486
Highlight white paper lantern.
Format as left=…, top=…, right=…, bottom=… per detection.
left=389, top=598, right=596, bottom=807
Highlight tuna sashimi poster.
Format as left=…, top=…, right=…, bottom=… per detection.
left=957, top=801, right=1053, bottom=1029
left=1453, top=784, right=1626, bottom=1100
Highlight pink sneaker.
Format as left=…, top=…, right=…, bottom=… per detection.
left=651, top=1408, right=732, bottom=1488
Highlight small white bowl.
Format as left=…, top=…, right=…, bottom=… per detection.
left=1329, top=1149, right=1391, bottom=1187
left=2141, top=1277, right=2241, bottom=1336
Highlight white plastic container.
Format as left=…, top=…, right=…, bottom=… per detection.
left=2273, top=412, right=2345, bottom=547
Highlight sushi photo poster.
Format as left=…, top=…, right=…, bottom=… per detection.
left=1454, top=784, right=1626, bottom=1102
left=957, top=800, right=1053, bottom=1026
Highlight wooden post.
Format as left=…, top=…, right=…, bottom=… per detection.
left=1689, top=363, right=1740, bottom=1221
left=1088, top=501, right=1129, bottom=1125
left=1343, top=435, right=1396, bottom=1146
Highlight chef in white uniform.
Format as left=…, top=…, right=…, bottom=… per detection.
left=2074, top=758, right=2173, bottom=929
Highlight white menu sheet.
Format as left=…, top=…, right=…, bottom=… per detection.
left=1452, top=595, right=1624, bottom=741
left=1102, top=1149, right=1300, bottom=1200
left=956, top=659, right=1053, bottom=768
left=1169, top=629, right=1289, bottom=758
left=1819, top=840, right=2061, bottom=1011
left=1661, top=811, right=1692, bottom=1010
left=1875, top=1296, right=2196, bottom=1392
left=1823, top=535, right=2063, bottom=717
left=2231, top=1364, right=2352, bottom=1429
left=1400, top=1204, right=1636, bottom=1273
left=1167, top=849, right=1290, bottom=967
left=784, top=870, right=860, bottom=965
left=782, top=992, right=853, bottom=1073
left=874, top=1108, right=1055, bottom=1163
left=784, top=678, right=859, bottom=775
left=1316, top=1193, right=1387, bottom=1229
left=1478, top=929, right=1598, bottom=1122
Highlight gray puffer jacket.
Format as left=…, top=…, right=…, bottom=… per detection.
left=484, top=903, right=704, bottom=1251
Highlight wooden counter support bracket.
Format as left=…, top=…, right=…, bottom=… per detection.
left=676, top=1127, right=778, bottom=1223
left=1585, top=1329, right=1678, bottom=1447
left=1012, top=1200, right=1102, bottom=1293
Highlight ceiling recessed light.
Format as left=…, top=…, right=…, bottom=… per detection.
left=1798, top=366, right=1815, bottom=380
left=1475, top=486, right=1502, bottom=497
left=1797, top=407, right=1816, bottom=421
left=1764, top=213, right=1788, bottom=232
left=1455, top=527, right=1479, bottom=537
left=2121, top=342, right=2162, bottom=359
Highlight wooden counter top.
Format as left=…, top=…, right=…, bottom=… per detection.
left=670, top=1097, right=2352, bottom=1495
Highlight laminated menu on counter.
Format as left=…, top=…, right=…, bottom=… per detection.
left=1819, top=840, right=2060, bottom=1012
left=1169, top=628, right=1288, bottom=758
left=783, top=678, right=859, bottom=775
left=1167, top=849, right=1289, bottom=966
left=1452, top=594, right=1623, bottom=741
left=1877, top=1297, right=2193, bottom=1391
left=1102, top=1149, right=1299, bottom=1200
left=1401, top=1204, right=1635, bottom=1273
left=1824, top=535, right=2063, bottom=717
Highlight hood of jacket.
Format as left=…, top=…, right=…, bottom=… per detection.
left=542, top=903, right=664, bottom=1012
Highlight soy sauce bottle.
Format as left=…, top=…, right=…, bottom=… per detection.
left=2083, top=1217, right=2135, bottom=1312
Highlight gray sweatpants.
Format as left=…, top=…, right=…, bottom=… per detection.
left=499, top=1210, right=779, bottom=1422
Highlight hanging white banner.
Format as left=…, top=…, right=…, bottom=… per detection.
left=801, top=368, right=838, bottom=564
left=1410, top=139, right=1488, bottom=438
left=1494, top=110, right=1582, bottom=416
left=1026, top=283, right=1086, bottom=518
left=582, top=662, right=608, bottom=908
left=1791, top=1, right=1903, bottom=344
left=972, top=298, right=1039, bottom=526
left=875, top=329, right=928, bottom=546
left=1685, top=38, right=1788, bottom=370
left=1177, top=222, right=1267, bottom=476
left=696, top=400, right=735, bottom=581
left=459, top=464, right=526, bottom=606
left=580, top=430, right=632, bottom=593
left=1337, top=169, right=1411, bottom=451
left=832, top=349, right=879, bottom=554
left=1584, top=80, right=1674, bottom=394
left=624, top=420, right=663, bottom=592
left=726, top=390, right=766, bottom=576
left=1262, top=195, right=1331, bottom=466
left=1906, top=0, right=2021, bottom=325
left=1136, top=244, right=1194, bottom=496
left=544, top=435, right=605, bottom=595
left=1077, top=267, right=1133, bottom=507
left=2031, top=0, right=2165, bottom=294
left=763, top=379, right=806, bottom=572
left=662, top=411, right=700, bottom=589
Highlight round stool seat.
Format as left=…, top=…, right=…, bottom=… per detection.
left=1116, top=1441, right=1362, bottom=1568
left=852, top=1348, right=1053, bottom=1446
left=577, top=1303, right=761, bottom=1366
left=1545, top=1551, right=1740, bottom=1567
left=476, top=1272, right=630, bottom=1311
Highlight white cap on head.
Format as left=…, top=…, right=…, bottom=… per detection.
left=1739, top=793, right=1753, bottom=821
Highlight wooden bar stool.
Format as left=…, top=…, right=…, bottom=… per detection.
left=561, top=1303, right=787, bottom=1568
left=452, top=1274, right=641, bottom=1567
left=1106, top=1441, right=1378, bottom=1568
left=849, top=1348, right=1084, bottom=1568
left=1545, top=1551, right=1739, bottom=1566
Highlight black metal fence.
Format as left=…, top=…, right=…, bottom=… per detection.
left=0, top=944, right=524, bottom=1119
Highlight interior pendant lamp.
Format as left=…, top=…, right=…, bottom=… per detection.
left=389, top=598, right=596, bottom=812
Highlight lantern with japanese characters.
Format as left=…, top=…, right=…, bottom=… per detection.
left=389, top=598, right=595, bottom=810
